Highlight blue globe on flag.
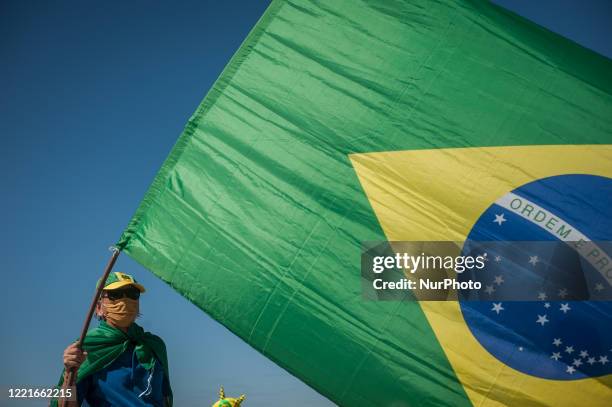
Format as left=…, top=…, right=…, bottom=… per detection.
left=459, top=174, right=612, bottom=380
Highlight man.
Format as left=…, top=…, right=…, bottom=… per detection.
left=52, top=272, right=172, bottom=407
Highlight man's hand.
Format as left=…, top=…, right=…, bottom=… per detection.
left=63, top=343, right=88, bottom=370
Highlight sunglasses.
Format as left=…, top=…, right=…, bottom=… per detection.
left=102, top=287, right=141, bottom=300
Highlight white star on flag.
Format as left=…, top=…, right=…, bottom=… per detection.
left=536, top=314, right=549, bottom=326
left=595, top=283, right=604, bottom=292
left=579, top=350, right=589, bottom=358
left=493, top=275, right=504, bottom=285
left=560, top=303, right=571, bottom=313
left=552, top=338, right=562, bottom=346
left=494, top=255, right=501, bottom=262
left=566, top=366, right=576, bottom=374
left=587, top=357, right=596, bottom=365
left=565, top=346, right=574, bottom=354
left=537, top=292, right=547, bottom=300
left=573, top=359, right=583, bottom=367
left=600, top=356, right=609, bottom=365
left=493, top=213, right=507, bottom=226
left=528, top=255, right=539, bottom=266
left=550, top=352, right=561, bottom=361
left=544, top=302, right=551, bottom=308
left=558, top=288, right=568, bottom=298
left=491, top=303, right=504, bottom=314
left=484, top=285, right=495, bottom=295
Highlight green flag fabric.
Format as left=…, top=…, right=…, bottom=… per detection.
left=117, top=1, right=612, bottom=406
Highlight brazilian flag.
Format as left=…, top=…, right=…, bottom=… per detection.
left=117, top=1, right=612, bottom=405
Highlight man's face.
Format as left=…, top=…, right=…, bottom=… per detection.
left=97, top=286, right=141, bottom=328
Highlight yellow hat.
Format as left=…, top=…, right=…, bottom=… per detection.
left=98, top=272, right=146, bottom=292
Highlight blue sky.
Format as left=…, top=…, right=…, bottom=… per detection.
left=1, top=1, right=610, bottom=406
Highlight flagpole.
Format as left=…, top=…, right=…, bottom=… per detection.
left=59, top=247, right=121, bottom=407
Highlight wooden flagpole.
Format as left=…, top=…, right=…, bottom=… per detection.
left=58, top=247, right=121, bottom=407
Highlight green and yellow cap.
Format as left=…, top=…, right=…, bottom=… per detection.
left=97, top=272, right=146, bottom=292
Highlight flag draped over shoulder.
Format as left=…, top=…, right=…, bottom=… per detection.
left=51, top=321, right=172, bottom=407
left=117, top=1, right=612, bottom=406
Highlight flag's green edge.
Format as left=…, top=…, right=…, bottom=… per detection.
left=116, top=0, right=286, bottom=250
left=483, top=0, right=611, bottom=63
left=114, top=2, right=355, bottom=402
left=477, top=0, right=612, bottom=86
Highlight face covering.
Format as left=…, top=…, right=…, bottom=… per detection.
left=102, top=298, right=139, bottom=328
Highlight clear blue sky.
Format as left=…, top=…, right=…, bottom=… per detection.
left=1, top=1, right=610, bottom=406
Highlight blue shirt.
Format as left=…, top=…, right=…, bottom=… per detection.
left=77, top=343, right=169, bottom=406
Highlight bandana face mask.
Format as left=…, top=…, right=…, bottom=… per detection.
left=101, top=298, right=139, bottom=328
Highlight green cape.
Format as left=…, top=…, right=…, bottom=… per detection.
left=51, top=320, right=172, bottom=406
